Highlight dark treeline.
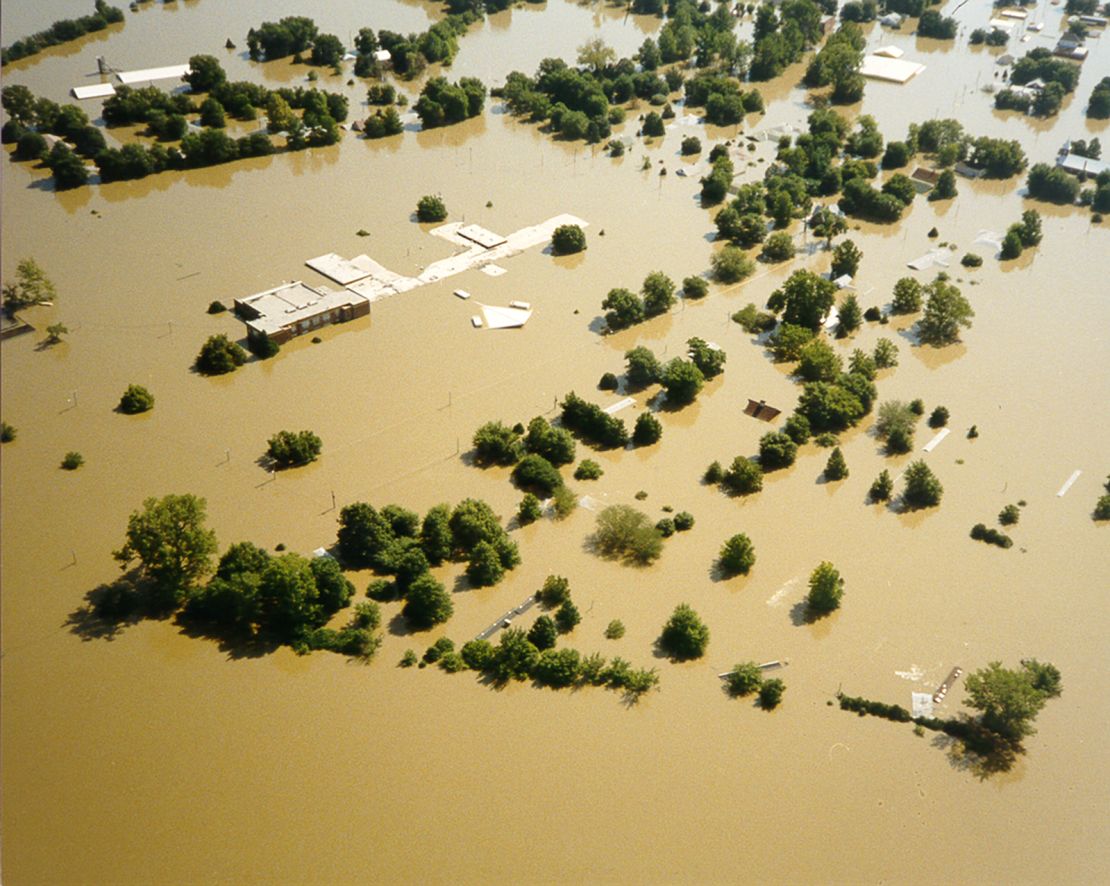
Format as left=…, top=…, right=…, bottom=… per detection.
left=1, top=1, right=124, bottom=66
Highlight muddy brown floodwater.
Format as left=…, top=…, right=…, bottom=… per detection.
left=2, top=0, right=1108, bottom=883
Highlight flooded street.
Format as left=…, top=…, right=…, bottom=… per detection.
left=2, top=0, right=1108, bottom=882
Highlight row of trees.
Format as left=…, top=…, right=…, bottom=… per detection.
left=448, top=626, right=659, bottom=696
left=1, top=0, right=124, bottom=66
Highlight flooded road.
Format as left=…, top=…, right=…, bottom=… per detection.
left=2, top=1, right=1109, bottom=883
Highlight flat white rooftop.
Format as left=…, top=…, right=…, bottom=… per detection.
left=860, top=55, right=926, bottom=83
left=305, top=253, right=376, bottom=286
left=72, top=82, right=117, bottom=100
left=117, top=64, right=190, bottom=85
left=458, top=224, right=508, bottom=249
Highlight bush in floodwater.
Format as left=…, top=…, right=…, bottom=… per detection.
left=759, top=678, right=785, bottom=709
left=725, top=661, right=763, bottom=696
left=416, top=194, right=447, bottom=222
left=970, top=523, right=1013, bottom=548
left=118, top=384, right=154, bottom=414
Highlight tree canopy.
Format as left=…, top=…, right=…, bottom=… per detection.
left=114, top=494, right=218, bottom=605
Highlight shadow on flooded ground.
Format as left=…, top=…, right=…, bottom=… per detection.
left=66, top=571, right=280, bottom=659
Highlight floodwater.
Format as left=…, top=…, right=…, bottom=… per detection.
left=2, top=1, right=1108, bottom=883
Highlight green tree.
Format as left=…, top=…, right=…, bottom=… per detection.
left=518, top=493, right=543, bottom=525
left=759, top=431, right=797, bottom=470
left=719, top=533, right=756, bottom=576
left=310, top=33, right=345, bottom=67
left=873, top=338, right=898, bottom=369
left=537, top=574, right=571, bottom=607
left=185, top=55, right=227, bottom=93
left=555, top=598, right=581, bottom=633
left=403, top=573, right=454, bottom=628
left=267, top=430, right=322, bottom=467
left=902, top=459, right=943, bottom=509
left=918, top=278, right=974, bottom=346
left=683, top=276, right=709, bottom=299
left=767, top=270, right=837, bottom=331
left=1000, top=229, right=1023, bottom=260
left=759, top=678, right=785, bottom=709
left=552, top=224, right=587, bottom=255
left=723, top=457, right=763, bottom=495
left=527, top=614, right=558, bottom=650
left=467, top=540, right=506, bottom=587
left=642, top=271, right=676, bottom=316
left=421, top=504, right=453, bottom=565
left=931, top=169, right=957, bottom=200
left=890, top=277, right=923, bottom=314
left=831, top=239, right=862, bottom=277
left=658, top=603, right=710, bottom=660
left=761, top=231, right=796, bottom=262
left=255, top=553, right=322, bottom=639
left=577, top=37, right=617, bottom=72
left=642, top=111, right=665, bottom=137
left=687, top=337, right=727, bottom=378
left=875, top=400, right=916, bottom=453
left=0, top=421, right=16, bottom=443
left=524, top=416, right=575, bottom=466
left=489, top=627, right=540, bottom=682
left=114, top=494, right=218, bottom=604
left=195, top=334, right=247, bottom=375
left=605, top=619, right=626, bottom=639
left=533, top=648, right=582, bottom=687
left=43, top=322, right=68, bottom=344
left=1017, top=209, right=1042, bottom=247
left=602, top=287, right=645, bottom=330
left=199, top=97, right=226, bottom=128
left=796, top=339, right=842, bottom=382
left=660, top=358, right=705, bottom=405
left=416, top=194, right=447, bottom=222
left=633, top=412, right=663, bottom=446
left=869, top=469, right=894, bottom=502
left=711, top=245, right=755, bottom=283
left=2, top=257, right=57, bottom=315
left=512, top=453, right=563, bottom=496
left=593, top=505, right=663, bottom=564
left=810, top=206, right=847, bottom=249
left=824, top=446, right=848, bottom=480
left=964, top=661, right=1054, bottom=744
left=449, top=498, right=505, bottom=553
left=472, top=420, right=523, bottom=466
left=61, top=451, right=84, bottom=470
left=806, top=561, right=844, bottom=615
left=725, top=661, right=763, bottom=696
left=118, top=384, right=154, bottom=414
left=625, top=346, right=662, bottom=387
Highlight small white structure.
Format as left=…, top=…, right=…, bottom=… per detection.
left=71, top=82, right=117, bottom=100
left=471, top=315, right=484, bottom=328
left=907, top=251, right=950, bottom=271
left=833, top=274, right=854, bottom=290
left=1000, top=8, right=1028, bottom=19
left=602, top=397, right=635, bottom=415
left=508, top=300, right=531, bottom=310
left=873, top=45, right=905, bottom=59
left=922, top=428, right=950, bottom=453
left=911, top=692, right=935, bottom=718
left=116, top=64, right=191, bottom=85
left=373, top=49, right=392, bottom=63
left=453, top=289, right=471, bottom=300
left=478, top=304, right=531, bottom=329
left=879, top=12, right=904, bottom=27
left=860, top=55, right=926, bottom=83
left=305, top=253, right=376, bottom=286
left=1056, top=470, right=1082, bottom=497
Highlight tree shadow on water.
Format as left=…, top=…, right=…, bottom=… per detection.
left=929, top=723, right=1022, bottom=780
left=64, top=570, right=172, bottom=642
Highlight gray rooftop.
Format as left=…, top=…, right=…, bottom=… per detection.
left=236, top=282, right=369, bottom=335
